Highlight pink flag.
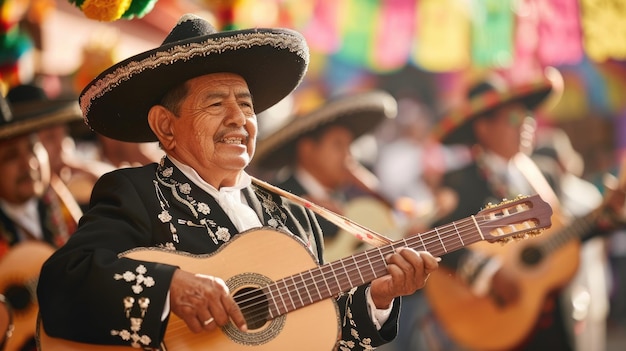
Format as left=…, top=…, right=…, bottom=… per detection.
left=371, top=0, right=417, bottom=72
left=511, top=0, right=541, bottom=82
left=302, top=0, right=341, bottom=53
left=537, top=0, right=583, bottom=65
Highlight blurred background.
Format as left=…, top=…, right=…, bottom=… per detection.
left=2, top=0, right=626, bottom=349
left=2, top=0, right=624, bottom=180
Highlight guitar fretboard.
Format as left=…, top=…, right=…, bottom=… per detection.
left=263, top=216, right=483, bottom=318
left=228, top=194, right=550, bottom=328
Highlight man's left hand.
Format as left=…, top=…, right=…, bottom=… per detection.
left=369, top=248, right=440, bottom=309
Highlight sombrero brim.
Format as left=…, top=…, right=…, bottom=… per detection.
left=0, top=100, right=82, bottom=141
left=80, top=28, right=309, bottom=143
left=252, top=90, right=397, bottom=170
left=433, top=79, right=553, bottom=145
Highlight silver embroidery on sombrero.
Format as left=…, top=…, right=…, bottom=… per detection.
left=80, top=32, right=309, bottom=117
left=111, top=265, right=155, bottom=348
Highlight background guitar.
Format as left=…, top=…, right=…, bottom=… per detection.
left=425, top=169, right=626, bottom=351
left=324, top=161, right=458, bottom=262
left=324, top=188, right=458, bottom=262
left=38, top=195, right=551, bottom=351
left=1, top=294, right=13, bottom=350
left=0, top=241, right=55, bottom=351
left=323, top=196, right=402, bottom=262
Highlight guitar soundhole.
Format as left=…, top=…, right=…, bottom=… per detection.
left=4, top=284, right=32, bottom=313
left=520, top=246, right=543, bottom=266
left=234, top=287, right=269, bottom=330
left=224, top=273, right=286, bottom=346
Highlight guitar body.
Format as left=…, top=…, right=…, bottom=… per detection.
left=426, top=214, right=580, bottom=351
left=39, top=229, right=340, bottom=351
left=1, top=295, right=12, bottom=350
left=0, top=241, right=55, bottom=351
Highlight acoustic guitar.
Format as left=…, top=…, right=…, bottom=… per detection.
left=37, top=195, right=552, bottom=351
left=425, top=172, right=626, bottom=351
left=0, top=241, right=55, bottom=351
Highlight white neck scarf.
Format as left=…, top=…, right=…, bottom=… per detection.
left=168, top=157, right=262, bottom=232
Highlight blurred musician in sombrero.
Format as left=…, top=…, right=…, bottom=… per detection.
left=0, top=83, right=82, bottom=351
left=252, top=90, right=402, bottom=261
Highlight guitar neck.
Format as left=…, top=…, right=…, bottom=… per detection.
left=263, top=216, right=482, bottom=318
left=541, top=208, right=599, bottom=255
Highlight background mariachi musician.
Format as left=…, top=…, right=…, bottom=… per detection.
left=0, top=82, right=84, bottom=351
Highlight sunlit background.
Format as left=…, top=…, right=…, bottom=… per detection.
left=2, top=0, right=625, bottom=178
left=2, top=1, right=626, bottom=349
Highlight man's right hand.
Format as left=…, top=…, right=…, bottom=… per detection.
left=169, top=269, right=248, bottom=333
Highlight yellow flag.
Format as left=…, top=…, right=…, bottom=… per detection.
left=414, top=0, right=471, bottom=72
left=581, top=0, right=626, bottom=62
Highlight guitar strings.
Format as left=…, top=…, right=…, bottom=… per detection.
left=231, top=214, right=522, bottom=324
left=225, top=211, right=538, bottom=326
left=228, top=216, right=487, bottom=326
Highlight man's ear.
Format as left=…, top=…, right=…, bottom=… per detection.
left=148, top=105, right=175, bottom=150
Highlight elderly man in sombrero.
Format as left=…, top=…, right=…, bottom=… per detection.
left=36, top=14, right=438, bottom=351
left=251, top=90, right=400, bottom=261
left=0, top=85, right=83, bottom=251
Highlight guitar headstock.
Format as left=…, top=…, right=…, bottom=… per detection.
left=476, top=194, right=553, bottom=244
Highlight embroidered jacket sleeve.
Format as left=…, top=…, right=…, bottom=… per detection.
left=37, top=166, right=178, bottom=349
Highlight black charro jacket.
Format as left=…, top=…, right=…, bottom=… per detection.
left=37, top=157, right=399, bottom=350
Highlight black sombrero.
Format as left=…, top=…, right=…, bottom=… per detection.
left=80, top=13, right=310, bottom=143
left=252, top=90, right=397, bottom=170
left=432, top=75, right=553, bottom=145
left=0, top=84, right=82, bottom=141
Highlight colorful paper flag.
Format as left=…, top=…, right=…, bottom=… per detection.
left=580, top=0, right=626, bottom=62
left=537, top=0, right=583, bottom=66
left=471, top=0, right=514, bottom=67
left=413, top=0, right=471, bottom=72
left=333, top=0, right=380, bottom=67
left=371, top=0, right=417, bottom=72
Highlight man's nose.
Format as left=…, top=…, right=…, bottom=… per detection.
left=224, top=104, right=247, bottom=126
